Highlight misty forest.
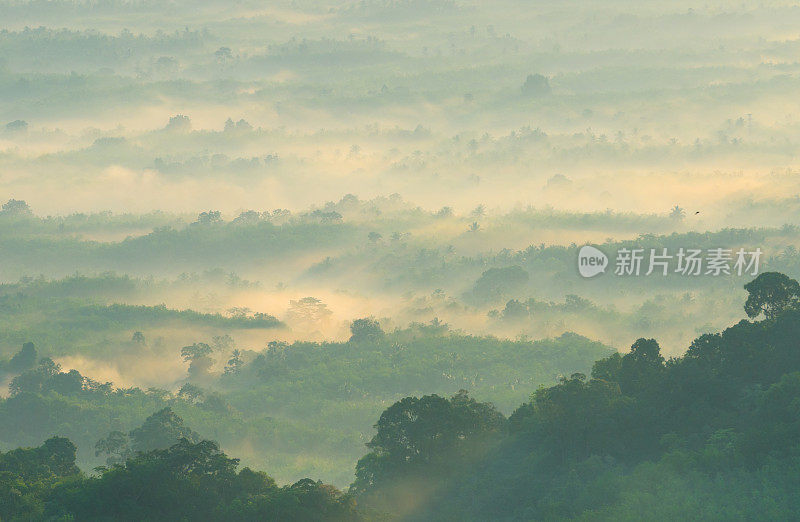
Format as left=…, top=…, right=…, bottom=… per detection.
left=2, top=0, right=800, bottom=520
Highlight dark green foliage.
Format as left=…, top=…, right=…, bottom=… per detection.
left=0, top=437, right=79, bottom=480
left=348, top=318, right=385, bottom=343
left=128, top=407, right=200, bottom=452
left=2, top=437, right=360, bottom=521
left=7, top=342, right=37, bottom=373
left=356, top=274, right=800, bottom=520
left=9, top=357, right=64, bottom=396
left=352, top=391, right=504, bottom=514
left=352, top=391, right=504, bottom=493
left=0, top=437, right=80, bottom=520
left=743, top=271, right=800, bottom=319
left=616, top=338, right=665, bottom=396
left=0, top=323, right=608, bottom=488
left=95, top=407, right=200, bottom=466
left=508, top=374, right=634, bottom=463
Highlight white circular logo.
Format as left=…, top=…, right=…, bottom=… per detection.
left=578, top=245, right=608, bottom=278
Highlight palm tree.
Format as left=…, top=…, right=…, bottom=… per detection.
left=669, top=205, right=686, bottom=221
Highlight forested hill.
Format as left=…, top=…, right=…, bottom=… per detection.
left=4, top=272, right=800, bottom=520
left=0, top=436, right=361, bottom=521
left=352, top=272, right=800, bottom=520
left=0, top=318, right=610, bottom=487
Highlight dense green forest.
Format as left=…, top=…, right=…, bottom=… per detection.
left=349, top=272, right=800, bottom=519
left=3, top=272, right=800, bottom=520
left=4, top=0, right=800, bottom=519
left=0, top=314, right=609, bottom=486
left=1, top=436, right=361, bottom=521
